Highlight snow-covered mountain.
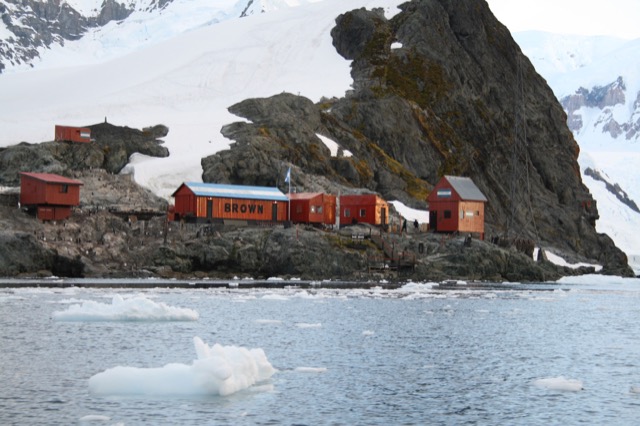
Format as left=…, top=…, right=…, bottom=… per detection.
left=0, top=0, right=638, bottom=273
left=0, top=0, right=278, bottom=72
left=0, top=0, right=384, bottom=194
left=515, top=31, right=640, bottom=273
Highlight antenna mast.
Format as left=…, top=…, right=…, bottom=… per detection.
left=506, top=52, right=539, bottom=243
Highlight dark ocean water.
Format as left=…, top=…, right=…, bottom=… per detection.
left=1, top=277, right=639, bottom=425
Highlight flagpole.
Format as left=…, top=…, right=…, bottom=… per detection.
left=285, top=166, right=291, bottom=223
left=288, top=176, right=291, bottom=223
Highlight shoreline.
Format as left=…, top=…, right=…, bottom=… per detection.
left=0, top=277, right=406, bottom=290
left=0, top=277, right=565, bottom=291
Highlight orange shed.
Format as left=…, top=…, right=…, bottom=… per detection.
left=172, top=182, right=289, bottom=223
left=427, top=175, right=487, bottom=238
left=289, top=192, right=336, bottom=226
left=55, top=125, right=91, bottom=143
left=339, top=194, right=388, bottom=227
left=19, top=172, right=83, bottom=221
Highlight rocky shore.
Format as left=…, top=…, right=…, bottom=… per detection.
left=0, top=199, right=601, bottom=283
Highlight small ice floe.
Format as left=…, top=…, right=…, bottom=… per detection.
left=630, top=386, right=640, bottom=394
left=362, top=330, right=375, bottom=336
left=52, top=294, right=199, bottom=321
left=295, top=322, right=322, bottom=328
left=532, top=376, right=584, bottom=391
left=89, top=337, right=276, bottom=397
left=295, top=367, right=327, bottom=373
left=261, top=293, right=290, bottom=301
left=79, top=414, right=111, bottom=422
left=255, top=319, right=282, bottom=325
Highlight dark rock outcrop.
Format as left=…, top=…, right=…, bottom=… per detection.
left=0, top=122, right=169, bottom=186
left=201, top=0, right=632, bottom=276
left=0, top=200, right=585, bottom=282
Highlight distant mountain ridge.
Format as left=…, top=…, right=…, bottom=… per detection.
left=515, top=31, right=640, bottom=149
left=515, top=31, right=640, bottom=272
left=0, top=0, right=281, bottom=72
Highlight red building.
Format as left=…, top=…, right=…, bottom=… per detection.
left=289, top=192, right=336, bottom=226
left=55, top=125, right=91, bottom=143
left=427, top=175, right=487, bottom=238
left=339, top=194, right=389, bottom=227
left=20, top=172, right=83, bottom=221
left=172, top=182, right=289, bottom=223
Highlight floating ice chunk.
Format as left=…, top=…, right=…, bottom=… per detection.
left=255, top=319, right=283, bottom=324
left=262, top=294, right=290, bottom=300
left=79, top=414, right=111, bottom=422
left=295, top=367, right=327, bottom=373
left=295, top=322, right=322, bottom=328
left=89, top=337, right=276, bottom=397
left=533, top=376, right=584, bottom=391
left=362, top=330, right=375, bottom=336
left=53, top=294, right=199, bottom=321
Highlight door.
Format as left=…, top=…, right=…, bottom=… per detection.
left=272, top=203, right=278, bottom=222
left=430, top=210, right=438, bottom=231
left=206, top=199, right=213, bottom=219
left=381, top=207, right=387, bottom=225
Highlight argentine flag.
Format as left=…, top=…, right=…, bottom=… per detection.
left=284, top=167, right=291, bottom=183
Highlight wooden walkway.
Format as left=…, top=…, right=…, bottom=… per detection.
left=368, top=233, right=416, bottom=273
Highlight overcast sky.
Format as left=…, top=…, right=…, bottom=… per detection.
left=486, top=0, right=640, bottom=39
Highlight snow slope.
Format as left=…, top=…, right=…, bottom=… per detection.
left=0, top=0, right=403, bottom=199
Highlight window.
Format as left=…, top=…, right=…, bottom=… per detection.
left=466, top=211, right=474, bottom=217
left=444, top=210, right=451, bottom=219
left=60, top=184, right=68, bottom=193
left=317, top=206, right=323, bottom=214
left=310, top=206, right=316, bottom=213
left=359, top=208, right=366, bottom=217
left=344, top=208, right=351, bottom=217
left=437, top=189, right=452, bottom=198
left=460, top=209, right=464, bottom=219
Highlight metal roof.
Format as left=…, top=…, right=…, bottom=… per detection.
left=20, top=172, right=83, bottom=185
left=178, top=182, right=288, bottom=201
left=288, top=192, right=323, bottom=200
left=444, top=175, right=487, bottom=202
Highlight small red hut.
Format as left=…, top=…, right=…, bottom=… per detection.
left=289, top=192, right=336, bottom=226
left=339, top=194, right=388, bottom=227
left=55, top=125, right=91, bottom=143
left=172, top=182, right=289, bottom=223
left=427, top=175, right=487, bottom=238
left=19, top=172, right=83, bottom=221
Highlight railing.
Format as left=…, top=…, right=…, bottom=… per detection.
left=369, top=232, right=416, bottom=272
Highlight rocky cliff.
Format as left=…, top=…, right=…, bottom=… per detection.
left=202, top=0, right=632, bottom=276
left=0, top=122, right=169, bottom=186
left=0, top=0, right=633, bottom=280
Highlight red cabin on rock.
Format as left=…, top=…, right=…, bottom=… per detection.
left=55, top=125, right=91, bottom=143
left=339, top=194, right=388, bottom=227
left=172, top=182, right=289, bottom=224
left=289, top=192, right=336, bottom=226
left=19, top=172, right=83, bottom=221
left=427, top=175, right=487, bottom=238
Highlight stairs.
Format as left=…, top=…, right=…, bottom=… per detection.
left=369, top=233, right=416, bottom=273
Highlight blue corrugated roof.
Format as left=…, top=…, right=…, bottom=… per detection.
left=180, top=182, right=288, bottom=201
